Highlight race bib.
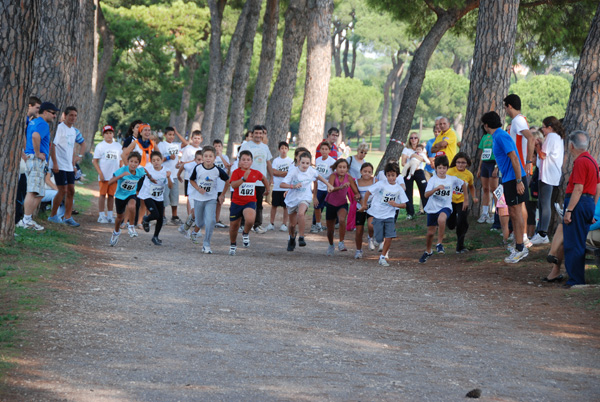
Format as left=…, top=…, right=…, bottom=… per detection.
left=434, top=186, right=452, bottom=197
left=239, top=182, right=256, bottom=196
left=493, top=184, right=504, bottom=200
left=382, top=192, right=398, bottom=204
left=105, top=150, right=119, bottom=161
left=215, top=160, right=224, bottom=169
left=453, top=184, right=464, bottom=194
left=121, top=179, right=137, bottom=192
left=198, top=180, right=213, bottom=193
left=278, top=164, right=290, bottom=173
left=316, top=164, right=329, bottom=175
left=168, top=145, right=179, bottom=156
left=482, top=148, right=492, bottom=160
left=151, top=186, right=164, bottom=197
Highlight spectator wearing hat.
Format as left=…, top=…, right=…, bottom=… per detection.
left=22, top=102, right=59, bottom=230
left=93, top=125, right=123, bottom=224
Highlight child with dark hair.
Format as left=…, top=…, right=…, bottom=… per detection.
left=447, top=152, right=478, bottom=253
left=268, top=141, right=293, bottom=232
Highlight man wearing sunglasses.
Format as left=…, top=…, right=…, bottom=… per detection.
left=22, top=102, right=59, bottom=230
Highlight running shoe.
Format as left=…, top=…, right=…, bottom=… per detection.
left=191, top=231, right=200, bottom=244
left=265, top=223, right=275, bottom=231
left=477, top=214, right=488, bottom=224
left=530, top=233, right=549, bottom=245
left=419, top=251, right=433, bottom=263
left=310, top=224, right=319, bottom=233
left=48, top=215, right=63, bottom=224
left=215, top=221, right=228, bottom=228
left=298, top=236, right=306, bottom=247
left=485, top=215, right=494, bottom=224
left=16, top=219, right=26, bottom=228
left=338, top=241, right=347, bottom=251
left=171, top=216, right=183, bottom=225
left=107, top=217, right=114, bottom=224
left=98, top=216, right=109, bottom=224
left=184, top=215, right=195, bottom=231
left=368, top=237, right=376, bottom=251
left=110, top=230, right=121, bottom=246
left=242, top=233, right=250, bottom=247
left=23, top=219, right=44, bottom=230
left=202, top=246, right=213, bottom=254
left=229, top=245, right=237, bottom=256
left=436, top=243, right=445, bottom=254
left=287, top=237, right=296, bottom=251
left=378, top=242, right=384, bottom=252
left=253, top=225, right=267, bottom=234
left=142, top=217, right=150, bottom=233
left=128, top=226, right=138, bottom=237
left=178, top=224, right=187, bottom=235
left=238, top=226, right=243, bottom=233
left=326, top=244, right=335, bottom=256
left=152, top=236, right=162, bottom=246
left=354, top=250, right=363, bottom=259
left=505, top=247, right=529, bottom=264
left=406, top=215, right=413, bottom=220
left=456, top=248, right=468, bottom=254
left=378, top=257, right=390, bottom=267
left=279, top=224, right=288, bottom=232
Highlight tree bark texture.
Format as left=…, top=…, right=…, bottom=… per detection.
left=189, top=103, right=204, bottom=134
left=228, top=0, right=263, bottom=151
left=248, top=0, right=279, bottom=130
left=377, top=1, right=479, bottom=172
left=297, top=0, right=334, bottom=153
left=264, top=0, right=308, bottom=156
left=209, top=0, right=260, bottom=144
left=331, top=25, right=344, bottom=77
left=389, top=66, right=408, bottom=133
left=202, top=0, right=227, bottom=137
left=0, top=0, right=40, bottom=242
left=379, top=52, right=405, bottom=151
left=174, top=55, right=199, bottom=135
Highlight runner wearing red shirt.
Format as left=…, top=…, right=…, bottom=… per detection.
left=228, top=150, right=270, bottom=255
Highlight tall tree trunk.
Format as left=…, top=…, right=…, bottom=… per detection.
left=378, top=2, right=479, bottom=171
left=0, top=0, right=40, bottom=242
left=248, top=0, right=279, bottom=130
left=175, top=55, right=199, bottom=135
left=202, top=0, right=227, bottom=137
left=264, top=0, right=308, bottom=157
left=297, top=0, right=333, bottom=153
left=210, top=0, right=260, bottom=144
left=379, top=53, right=404, bottom=151
left=332, top=28, right=343, bottom=77
left=390, top=65, right=408, bottom=131
left=189, top=103, right=204, bottom=134
left=342, top=35, right=351, bottom=78
left=228, top=0, right=262, bottom=151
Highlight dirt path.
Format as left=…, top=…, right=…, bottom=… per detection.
left=3, top=195, right=600, bottom=401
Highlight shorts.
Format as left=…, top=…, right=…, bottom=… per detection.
left=287, top=200, right=310, bottom=215
left=355, top=210, right=371, bottom=226
left=503, top=177, right=528, bottom=206
left=163, top=180, right=179, bottom=206
left=99, top=180, right=118, bottom=196
left=184, top=179, right=189, bottom=197
left=426, top=208, right=452, bottom=227
left=480, top=161, right=496, bottom=178
left=272, top=191, right=286, bottom=207
left=25, top=155, right=47, bottom=196
left=325, top=202, right=348, bottom=221
left=372, top=217, right=396, bottom=243
left=315, top=190, right=328, bottom=210
left=115, top=195, right=137, bottom=215
left=55, top=170, right=75, bottom=186
left=230, top=201, right=256, bottom=221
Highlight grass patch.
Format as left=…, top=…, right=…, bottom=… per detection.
left=0, top=228, right=80, bottom=381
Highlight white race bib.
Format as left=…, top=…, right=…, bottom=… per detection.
left=381, top=192, right=398, bottom=204
left=434, top=186, right=452, bottom=197
left=493, top=184, right=504, bottom=200
left=105, top=150, right=119, bottom=161
left=316, top=164, right=329, bottom=175
left=151, top=186, right=164, bottom=198
left=198, top=180, right=213, bottom=193
left=121, top=179, right=137, bottom=191
left=239, top=182, right=256, bottom=196
left=482, top=148, right=492, bottom=160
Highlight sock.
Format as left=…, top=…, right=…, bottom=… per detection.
left=516, top=243, right=524, bottom=252
left=99, top=211, right=106, bottom=218
left=482, top=206, right=489, bottom=215
left=379, top=254, right=386, bottom=260
left=128, top=224, right=135, bottom=229
left=24, top=214, right=32, bottom=222
left=113, top=230, right=120, bottom=235
left=107, top=211, right=113, bottom=219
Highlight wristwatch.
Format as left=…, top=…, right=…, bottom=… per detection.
left=565, top=209, right=572, bottom=213
left=516, top=179, right=522, bottom=183
left=242, top=176, right=246, bottom=182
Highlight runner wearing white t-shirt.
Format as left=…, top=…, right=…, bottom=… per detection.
left=138, top=151, right=173, bottom=245
left=268, top=141, right=293, bottom=232
left=311, top=142, right=336, bottom=233
left=213, top=139, right=231, bottom=228
left=93, top=125, right=123, bottom=223
left=179, top=130, right=202, bottom=215
left=158, top=127, right=188, bottom=224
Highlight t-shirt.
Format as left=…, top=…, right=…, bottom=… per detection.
left=347, top=156, right=365, bottom=180
left=447, top=167, right=473, bottom=204
left=94, top=140, right=122, bottom=181
left=424, top=175, right=464, bottom=214
left=214, top=154, right=230, bottom=192
left=401, top=147, right=427, bottom=171
left=138, top=165, right=169, bottom=202
left=478, top=133, right=495, bottom=162
left=539, top=132, right=564, bottom=186
left=239, top=141, right=272, bottom=187
left=282, top=166, right=319, bottom=207
left=181, top=145, right=201, bottom=180
left=366, top=180, right=409, bottom=220
left=315, top=156, right=336, bottom=191
left=25, top=117, right=51, bottom=160
left=316, top=143, right=339, bottom=160
left=271, top=156, right=294, bottom=192
left=376, top=171, right=405, bottom=188
left=53, top=122, right=77, bottom=171
left=157, top=141, right=181, bottom=173
left=566, top=151, right=600, bottom=196
left=188, top=163, right=229, bottom=202
left=510, top=114, right=529, bottom=168
left=432, top=128, right=458, bottom=163
left=114, top=166, right=146, bottom=200
left=231, top=168, right=264, bottom=205
left=425, top=138, right=436, bottom=174
left=492, top=128, right=525, bottom=183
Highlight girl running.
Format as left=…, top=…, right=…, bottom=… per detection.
left=324, top=158, right=361, bottom=256
left=138, top=151, right=172, bottom=245
left=354, top=162, right=376, bottom=259
left=447, top=152, right=478, bottom=253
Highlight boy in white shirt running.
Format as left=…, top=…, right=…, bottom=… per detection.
left=177, top=150, right=203, bottom=237
left=157, top=126, right=187, bottom=225
left=213, top=139, right=231, bottom=228
left=93, top=125, right=122, bottom=223
left=179, top=130, right=203, bottom=215
left=311, top=141, right=336, bottom=233
left=419, top=155, right=467, bottom=263
left=138, top=151, right=173, bottom=245
left=267, top=141, right=293, bottom=232
left=360, top=162, right=408, bottom=267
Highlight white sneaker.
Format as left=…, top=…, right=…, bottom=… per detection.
left=265, top=223, right=275, bottom=231
left=242, top=233, right=250, bottom=247
left=486, top=215, right=494, bottom=224
left=238, top=227, right=243, bottom=233
left=368, top=237, right=375, bottom=251
left=191, top=231, right=200, bottom=244
left=127, top=226, right=137, bottom=238
left=253, top=226, right=267, bottom=234
left=98, top=216, right=109, bottom=224
left=215, top=221, right=227, bottom=228
left=378, top=242, right=384, bottom=252
left=310, top=224, right=319, bottom=233
left=319, top=225, right=327, bottom=232
left=229, top=245, right=236, bottom=256
left=279, top=224, right=288, bottom=232
left=178, top=224, right=187, bottom=235
left=326, top=244, right=335, bottom=256
left=338, top=241, right=347, bottom=251
left=110, top=231, right=121, bottom=246
left=107, top=217, right=114, bottom=224
left=504, top=247, right=529, bottom=264
left=202, top=246, right=213, bottom=254
left=508, top=233, right=514, bottom=241
left=23, top=219, right=44, bottom=231
left=530, top=233, right=550, bottom=245
left=354, top=250, right=363, bottom=259
left=16, top=219, right=26, bottom=228
left=477, top=214, right=488, bottom=224
left=378, top=257, right=390, bottom=267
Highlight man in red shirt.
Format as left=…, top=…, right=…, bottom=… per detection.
left=315, top=127, right=340, bottom=160
left=563, top=130, right=600, bottom=287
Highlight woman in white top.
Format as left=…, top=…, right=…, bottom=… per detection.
left=401, top=132, right=428, bottom=219
left=532, top=116, right=565, bottom=244
left=346, top=143, right=369, bottom=231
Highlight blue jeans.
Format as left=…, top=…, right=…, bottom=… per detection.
left=194, top=199, right=217, bottom=248
left=563, top=196, right=594, bottom=285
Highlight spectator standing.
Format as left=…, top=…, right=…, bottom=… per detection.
left=16, top=96, right=41, bottom=226
left=122, top=120, right=142, bottom=149
left=476, top=125, right=497, bottom=224
left=430, top=117, right=458, bottom=164
left=315, top=127, right=340, bottom=160
left=401, top=132, right=429, bottom=219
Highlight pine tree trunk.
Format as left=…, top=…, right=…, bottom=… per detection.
left=248, top=0, right=279, bottom=129
left=389, top=67, right=407, bottom=132
left=189, top=103, right=204, bottom=134
left=265, top=0, right=308, bottom=156
left=297, top=0, right=333, bottom=153
left=0, top=0, right=40, bottom=242
left=175, top=55, right=199, bottom=135
left=379, top=54, right=404, bottom=151
left=377, top=3, right=479, bottom=171
left=332, top=29, right=343, bottom=77
left=202, top=0, right=227, bottom=137
left=229, top=0, right=262, bottom=150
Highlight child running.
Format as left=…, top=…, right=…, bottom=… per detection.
left=188, top=146, right=229, bottom=254
left=324, top=158, right=361, bottom=256
left=108, top=152, right=148, bottom=246
left=447, top=152, right=478, bottom=253
left=419, top=155, right=467, bottom=263
left=138, top=151, right=173, bottom=245
left=311, top=141, right=336, bottom=233
left=228, top=150, right=270, bottom=255
left=281, top=151, right=333, bottom=251
left=268, top=141, right=293, bottom=232
left=213, top=139, right=231, bottom=228
left=93, top=125, right=122, bottom=224
left=179, top=130, right=203, bottom=215
left=157, top=126, right=187, bottom=225
left=354, top=162, right=376, bottom=259
left=177, top=150, right=203, bottom=237
left=360, top=162, right=408, bottom=266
